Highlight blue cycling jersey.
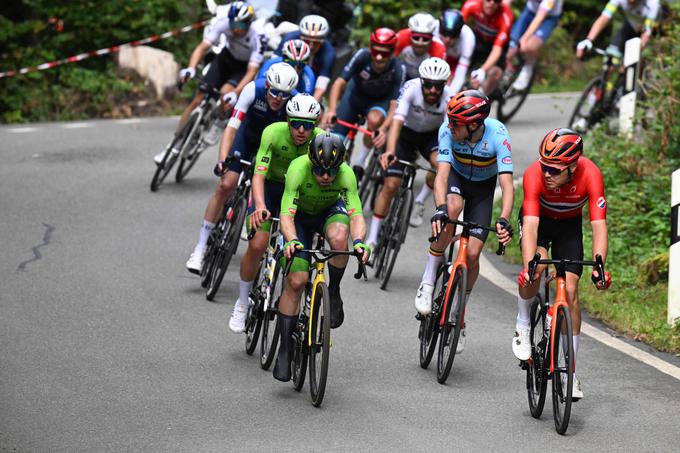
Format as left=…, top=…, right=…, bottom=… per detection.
left=235, top=78, right=298, bottom=141
left=257, top=56, right=316, bottom=95
left=340, top=48, right=405, bottom=101
left=437, top=118, right=513, bottom=181
left=275, top=31, right=336, bottom=79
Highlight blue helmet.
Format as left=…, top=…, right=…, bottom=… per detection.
left=440, top=9, right=464, bottom=39
left=228, top=1, right=255, bottom=22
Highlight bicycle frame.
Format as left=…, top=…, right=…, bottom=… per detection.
left=440, top=230, right=470, bottom=328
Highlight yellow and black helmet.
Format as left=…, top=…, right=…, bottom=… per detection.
left=309, top=132, right=346, bottom=170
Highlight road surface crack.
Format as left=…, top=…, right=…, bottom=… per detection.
left=17, top=223, right=55, bottom=271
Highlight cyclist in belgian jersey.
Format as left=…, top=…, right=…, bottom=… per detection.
left=365, top=58, right=456, bottom=250
left=185, top=63, right=298, bottom=274
left=394, top=13, right=447, bottom=81
left=437, top=9, right=476, bottom=93
left=322, top=28, right=405, bottom=180
left=513, top=128, right=611, bottom=400
left=276, top=15, right=336, bottom=101
left=415, top=90, right=514, bottom=353
left=576, top=0, right=659, bottom=58
left=461, top=0, right=514, bottom=96
left=506, top=0, right=563, bottom=90
left=273, top=133, right=370, bottom=382
left=228, top=94, right=324, bottom=333
left=258, top=39, right=316, bottom=95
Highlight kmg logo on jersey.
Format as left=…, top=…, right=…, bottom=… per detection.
left=597, top=196, right=607, bottom=209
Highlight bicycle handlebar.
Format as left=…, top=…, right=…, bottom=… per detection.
left=283, top=248, right=368, bottom=281
left=428, top=217, right=506, bottom=256
left=527, top=253, right=606, bottom=286
left=389, top=156, right=437, bottom=174
left=333, top=118, right=374, bottom=138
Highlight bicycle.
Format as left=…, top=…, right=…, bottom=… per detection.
left=242, top=216, right=285, bottom=369
left=494, top=51, right=536, bottom=123
left=373, top=159, right=435, bottom=290
left=200, top=156, right=252, bottom=301
left=418, top=218, right=505, bottom=384
left=150, top=80, right=225, bottom=192
left=522, top=253, right=606, bottom=435
left=284, top=236, right=367, bottom=407
left=569, top=47, right=625, bottom=134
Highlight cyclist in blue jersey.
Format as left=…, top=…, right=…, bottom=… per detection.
left=258, top=39, right=316, bottom=95
left=414, top=90, right=514, bottom=353
left=185, top=63, right=299, bottom=275
left=276, top=15, right=336, bottom=101
left=322, top=27, right=405, bottom=180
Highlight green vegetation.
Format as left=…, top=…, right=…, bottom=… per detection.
left=491, top=5, right=680, bottom=353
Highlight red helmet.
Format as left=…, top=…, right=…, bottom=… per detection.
left=370, top=27, right=398, bottom=48
left=539, top=128, right=583, bottom=169
left=446, top=90, right=490, bottom=125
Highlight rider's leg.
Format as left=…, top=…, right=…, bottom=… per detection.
left=368, top=175, right=401, bottom=245
left=325, top=214, right=350, bottom=329
left=274, top=269, right=307, bottom=382
left=350, top=107, right=386, bottom=177
left=177, top=92, right=205, bottom=133
left=482, top=66, right=503, bottom=95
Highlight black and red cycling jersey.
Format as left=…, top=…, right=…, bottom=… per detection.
left=522, top=158, right=607, bottom=221
left=461, top=0, right=514, bottom=48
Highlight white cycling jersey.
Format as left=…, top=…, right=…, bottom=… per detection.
left=394, top=79, right=457, bottom=133
left=526, top=0, right=564, bottom=17
left=203, top=15, right=264, bottom=65
left=603, top=0, right=659, bottom=32
left=438, top=24, right=475, bottom=92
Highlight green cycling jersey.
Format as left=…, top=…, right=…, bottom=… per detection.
left=280, top=156, right=363, bottom=218
left=254, top=122, right=326, bottom=183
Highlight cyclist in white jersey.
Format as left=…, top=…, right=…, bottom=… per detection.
left=365, top=58, right=456, bottom=249
left=437, top=10, right=476, bottom=93
left=576, top=0, right=659, bottom=59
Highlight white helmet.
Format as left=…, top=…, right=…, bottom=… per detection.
left=266, top=62, right=299, bottom=92
left=408, top=12, right=437, bottom=35
left=299, top=14, right=330, bottom=39
left=418, top=57, right=451, bottom=81
left=227, top=1, right=255, bottom=22
left=286, top=93, right=321, bottom=120
left=281, top=39, right=312, bottom=64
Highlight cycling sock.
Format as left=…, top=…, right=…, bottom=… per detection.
left=573, top=335, right=580, bottom=363
left=367, top=215, right=384, bottom=244
left=196, top=219, right=216, bottom=250
left=422, top=248, right=444, bottom=285
left=516, top=295, right=533, bottom=330
left=238, top=279, right=253, bottom=306
left=328, top=264, right=346, bottom=296
left=415, top=184, right=432, bottom=205
left=350, top=140, right=369, bottom=167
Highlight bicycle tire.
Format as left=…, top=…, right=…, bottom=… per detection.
left=551, top=304, right=574, bottom=435
left=309, top=282, right=331, bottom=407
left=419, top=265, right=445, bottom=369
left=372, top=208, right=394, bottom=279
left=244, top=296, right=263, bottom=355
left=150, top=138, right=182, bottom=192
left=260, top=260, right=283, bottom=370
left=292, top=318, right=308, bottom=391
left=205, top=197, right=247, bottom=301
left=568, top=76, right=605, bottom=133
left=436, top=266, right=467, bottom=384
left=379, top=189, right=412, bottom=290
left=343, top=135, right=354, bottom=163
left=496, top=67, right=536, bottom=123
left=358, top=150, right=378, bottom=205
left=527, top=296, right=548, bottom=418
left=175, top=111, right=203, bottom=183
left=200, top=219, right=224, bottom=288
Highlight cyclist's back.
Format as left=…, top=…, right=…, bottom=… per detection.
left=342, top=48, right=405, bottom=100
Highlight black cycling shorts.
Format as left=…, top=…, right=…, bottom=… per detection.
left=611, top=20, right=640, bottom=55
left=200, top=48, right=248, bottom=93
left=384, top=126, right=438, bottom=178
left=447, top=169, right=496, bottom=241
left=518, top=209, right=584, bottom=277
left=470, top=39, right=507, bottom=71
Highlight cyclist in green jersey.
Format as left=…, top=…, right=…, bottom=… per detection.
left=273, top=133, right=371, bottom=382
left=230, top=94, right=325, bottom=333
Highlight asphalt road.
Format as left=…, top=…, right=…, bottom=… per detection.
left=1, top=93, right=679, bottom=452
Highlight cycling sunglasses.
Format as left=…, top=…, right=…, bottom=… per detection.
left=484, top=0, right=502, bottom=4
left=268, top=88, right=292, bottom=100
left=540, top=163, right=566, bottom=175
left=312, top=166, right=340, bottom=177
left=283, top=58, right=304, bottom=69
left=411, top=34, right=432, bottom=45
left=422, top=80, right=446, bottom=90
left=289, top=118, right=316, bottom=130
left=370, top=46, right=393, bottom=59
left=229, top=20, right=250, bottom=30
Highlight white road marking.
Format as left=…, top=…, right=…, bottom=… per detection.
left=6, top=127, right=39, bottom=133
left=61, top=122, right=93, bottom=129
left=114, top=118, right=144, bottom=124
left=479, top=253, right=680, bottom=381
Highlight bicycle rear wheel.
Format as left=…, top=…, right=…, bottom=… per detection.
left=496, top=65, right=536, bottom=123
left=551, top=304, right=574, bottom=435
left=175, top=112, right=203, bottom=183
left=244, top=296, right=263, bottom=355
left=527, top=296, right=548, bottom=418
left=150, top=139, right=181, bottom=191
left=419, top=265, right=445, bottom=369
left=292, top=316, right=308, bottom=391
left=206, top=197, right=247, bottom=301
left=308, top=282, right=331, bottom=407
left=358, top=149, right=379, bottom=207
left=260, top=260, right=283, bottom=370
left=436, top=266, right=467, bottom=384
left=380, top=190, right=412, bottom=290
left=568, top=76, right=605, bottom=133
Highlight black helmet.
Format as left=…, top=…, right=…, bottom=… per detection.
left=440, top=9, right=464, bottom=39
left=309, top=132, right=346, bottom=170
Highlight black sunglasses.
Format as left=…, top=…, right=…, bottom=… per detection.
left=540, top=163, right=565, bottom=176
left=312, top=166, right=339, bottom=177
left=422, top=80, right=446, bottom=90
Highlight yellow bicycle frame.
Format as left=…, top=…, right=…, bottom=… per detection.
left=307, top=260, right=326, bottom=347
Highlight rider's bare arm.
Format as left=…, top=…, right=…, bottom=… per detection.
left=232, top=63, right=260, bottom=96
left=482, top=45, right=503, bottom=72
left=188, top=41, right=213, bottom=70
left=591, top=219, right=608, bottom=264
left=433, top=161, right=451, bottom=208
left=498, top=173, right=514, bottom=220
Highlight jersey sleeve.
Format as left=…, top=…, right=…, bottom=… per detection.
left=603, top=0, right=619, bottom=18
left=301, top=66, right=316, bottom=94
left=257, top=59, right=272, bottom=79
left=340, top=48, right=368, bottom=81
left=586, top=163, right=607, bottom=221
left=254, top=125, right=275, bottom=177
left=389, top=62, right=406, bottom=101
left=429, top=40, right=447, bottom=59
left=280, top=161, right=303, bottom=217
left=645, top=0, right=660, bottom=32
left=394, top=79, right=416, bottom=120
left=203, top=16, right=230, bottom=45
left=228, top=81, right=256, bottom=129
left=461, top=0, right=475, bottom=21
left=494, top=6, right=513, bottom=48
left=494, top=122, right=513, bottom=174
left=317, top=41, right=336, bottom=79
left=521, top=163, right=542, bottom=217
left=436, top=121, right=454, bottom=165
left=248, top=30, right=264, bottom=65
left=394, top=29, right=411, bottom=56
left=338, top=166, right=363, bottom=218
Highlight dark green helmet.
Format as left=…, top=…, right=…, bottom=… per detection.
left=309, top=132, right=346, bottom=170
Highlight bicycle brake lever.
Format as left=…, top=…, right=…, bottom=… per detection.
left=496, top=242, right=505, bottom=256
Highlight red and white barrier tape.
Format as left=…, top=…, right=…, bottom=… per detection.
left=0, top=19, right=209, bottom=79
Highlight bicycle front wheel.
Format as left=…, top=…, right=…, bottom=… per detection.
left=527, top=296, right=548, bottom=418
left=436, top=266, right=467, bottom=384
left=568, top=76, right=605, bottom=133
left=175, top=112, right=203, bottom=183
left=379, top=189, right=412, bottom=290
left=308, top=282, right=331, bottom=407
left=419, top=265, right=445, bottom=369
left=552, top=304, right=574, bottom=435
left=150, top=137, right=182, bottom=191
left=496, top=66, right=535, bottom=123
left=292, top=315, right=308, bottom=392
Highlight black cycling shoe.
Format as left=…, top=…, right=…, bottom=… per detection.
left=330, top=292, right=344, bottom=329
left=273, top=314, right=296, bottom=382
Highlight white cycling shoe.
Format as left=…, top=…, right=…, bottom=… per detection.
left=185, top=248, right=205, bottom=275
left=512, top=327, right=532, bottom=361
left=456, top=327, right=466, bottom=354
left=409, top=202, right=425, bottom=227
left=560, top=374, right=584, bottom=401
left=414, top=282, right=434, bottom=315
left=511, top=66, right=533, bottom=91
left=229, top=299, right=250, bottom=333
left=154, top=147, right=179, bottom=165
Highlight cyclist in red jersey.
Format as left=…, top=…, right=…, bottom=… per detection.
left=461, top=0, right=514, bottom=95
left=513, top=128, right=611, bottom=401
left=394, top=12, right=447, bottom=80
